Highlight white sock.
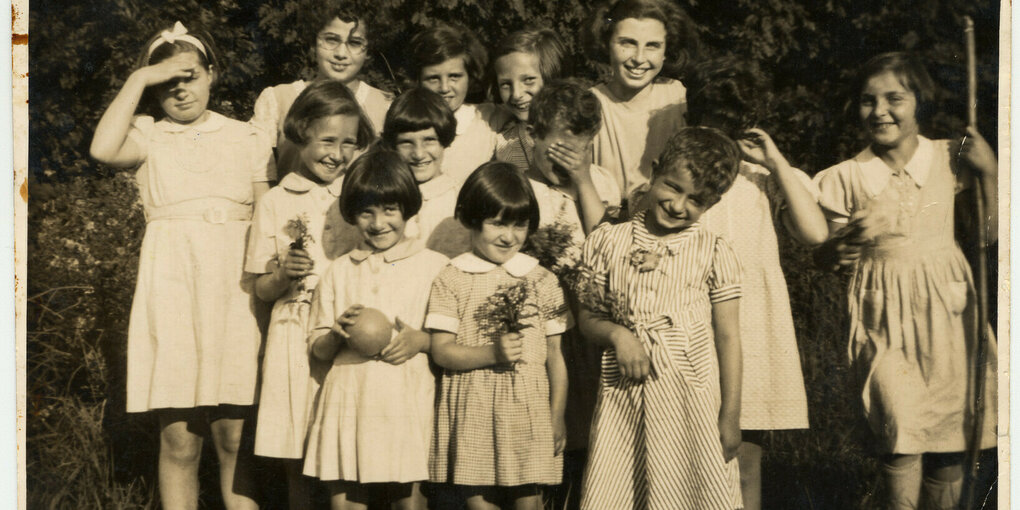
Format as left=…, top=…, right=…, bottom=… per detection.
left=920, top=475, right=962, bottom=510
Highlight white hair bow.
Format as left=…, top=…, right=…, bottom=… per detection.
left=147, top=21, right=208, bottom=59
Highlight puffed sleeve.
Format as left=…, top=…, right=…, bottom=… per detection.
left=245, top=191, right=279, bottom=274
left=707, top=235, right=742, bottom=303
left=127, top=115, right=155, bottom=158
left=249, top=126, right=273, bottom=183
left=424, top=266, right=461, bottom=334
left=813, top=162, right=855, bottom=224
left=537, top=269, right=572, bottom=335
left=308, top=261, right=339, bottom=343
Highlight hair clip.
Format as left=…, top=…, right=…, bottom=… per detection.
left=147, top=21, right=208, bottom=59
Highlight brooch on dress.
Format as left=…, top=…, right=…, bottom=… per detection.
left=629, top=247, right=662, bottom=273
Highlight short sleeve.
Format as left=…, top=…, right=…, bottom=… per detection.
left=308, top=262, right=339, bottom=342
left=537, top=270, right=572, bottom=335
left=590, top=164, right=623, bottom=208
left=813, top=163, right=855, bottom=224
left=250, top=87, right=282, bottom=181
left=707, top=236, right=742, bottom=303
left=424, top=267, right=461, bottom=333
left=248, top=127, right=273, bottom=183
left=245, top=192, right=279, bottom=274
left=127, top=115, right=155, bottom=157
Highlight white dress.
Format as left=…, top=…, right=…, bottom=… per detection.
left=251, top=79, right=391, bottom=180
left=698, top=161, right=813, bottom=430
left=442, top=103, right=512, bottom=183
left=246, top=172, right=345, bottom=458
left=303, top=243, right=449, bottom=482
left=125, top=112, right=270, bottom=412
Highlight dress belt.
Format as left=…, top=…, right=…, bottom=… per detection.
left=145, top=199, right=252, bottom=224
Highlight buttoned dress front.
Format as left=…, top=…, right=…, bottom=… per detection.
left=580, top=214, right=743, bottom=510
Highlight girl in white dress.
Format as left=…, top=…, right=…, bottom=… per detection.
left=409, top=24, right=512, bottom=183
left=582, top=0, right=700, bottom=202
left=246, top=80, right=375, bottom=508
left=89, top=22, right=269, bottom=509
left=304, top=150, right=449, bottom=510
left=251, top=1, right=391, bottom=182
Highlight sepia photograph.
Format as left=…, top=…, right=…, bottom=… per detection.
left=23, top=0, right=1006, bottom=508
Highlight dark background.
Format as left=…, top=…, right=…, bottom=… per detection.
left=27, top=0, right=1001, bottom=507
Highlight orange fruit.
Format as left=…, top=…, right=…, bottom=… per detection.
left=344, top=307, right=392, bottom=357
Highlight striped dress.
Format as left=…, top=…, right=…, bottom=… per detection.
left=579, top=213, right=743, bottom=510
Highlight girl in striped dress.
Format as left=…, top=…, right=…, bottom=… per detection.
left=578, top=127, right=745, bottom=510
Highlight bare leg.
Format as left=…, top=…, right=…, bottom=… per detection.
left=209, top=412, right=259, bottom=509
left=464, top=486, right=501, bottom=510
left=738, top=440, right=763, bottom=510
left=391, top=482, right=427, bottom=510
left=883, top=454, right=922, bottom=510
left=329, top=480, right=369, bottom=510
left=512, top=493, right=543, bottom=510
left=920, top=453, right=963, bottom=510
left=158, top=410, right=203, bottom=510
left=283, top=459, right=313, bottom=510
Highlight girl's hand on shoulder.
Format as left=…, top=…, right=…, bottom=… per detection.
left=136, top=53, right=200, bottom=87
left=380, top=317, right=429, bottom=365
left=552, top=415, right=567, bottom=456
left=548, top=142, right=593, bottom=185
left=495, top=332, right=524, bottom=364
left=611, top=329, right=650, bottom=381
left=718, top=415, right=741, bottom=462
left=956, top=127, right=997, bottom=178
left=331, top=304, right=364, bottom=339
left=738, top=128, right=789, bottom=172
left=280, top=248, right=314, bottom=280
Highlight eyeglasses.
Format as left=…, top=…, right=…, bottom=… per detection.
left=317, top=33, right=368, bottom=54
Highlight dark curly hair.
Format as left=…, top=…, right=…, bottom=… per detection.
left=653, top=127, right=741, bottom=207
left=283, top=80, right=375, bottom=148
left=685, top=56, right=771, bottom=140
left=409, top=23, right=489, bottom=99
left=583, top=0, right=700, bottom=79
left=528, top=79, right=602, bottom=140
left=297, top=0, right=375, bottom=49
left=849, top=51, right=935, bottom=126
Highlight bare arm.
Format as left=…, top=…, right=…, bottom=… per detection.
left=253, top=248, right=313, bottom=302
left=712, top=298, right=742, bottom=461
left=548, top=143, right=606, bottom=234
left=577, top=307, right=650, bottom=381
left=546, top=333, right=568, bottom=455
left=430, top=330, right=520, bottom=371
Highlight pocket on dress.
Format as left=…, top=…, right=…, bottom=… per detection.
left=944, top=281, right=969, bottom=315
left=860, top=288, right=884, bottom=332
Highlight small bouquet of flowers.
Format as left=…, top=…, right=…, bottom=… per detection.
left=572, top=264, right=632, bottom=330
left=522, top=221, right=584, bottom=291
left=284, top=213, right=316, bottom=300
left=478, top=281, right=538, bottom=380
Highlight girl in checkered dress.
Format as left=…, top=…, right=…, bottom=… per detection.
left=426, top=162, right=570, bottom=510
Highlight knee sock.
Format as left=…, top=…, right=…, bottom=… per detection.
left=920, top=475, right=962, bottom=510
left=882, top=457, right=921, bottom=510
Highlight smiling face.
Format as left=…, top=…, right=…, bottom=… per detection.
left=393, top=128, right=444, bottom=183
left=355, top=203, right=406, bottom=251
left=608, top=18, right=667, bottom=96
left=315, top=17, right=368, bottom=84
left=157, top=52, right=214, bottom=124
left=859, top=70, right=919, bottom=150
left=471, top=214, right=529, bottom=264
left=419, top=57, right=469, bottom=112
left=495, top=52, right=544, bottom=121
left=296, top=114, right=360, bottom=184
left=645, top=166, right=709, bottom=234
left=532, top=124, right=592, bottom=186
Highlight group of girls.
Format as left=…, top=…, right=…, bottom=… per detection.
left=89, top=0, right=998, bottom=508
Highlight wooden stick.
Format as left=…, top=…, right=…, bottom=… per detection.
left=962, top=15, right=989, bottom=510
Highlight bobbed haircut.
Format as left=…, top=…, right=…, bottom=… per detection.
left=528, top=79, right=602, bottom=140
left=409, top=23, right=489, bottom=97
left=685, top=57, right=771, bottom=140
left=653, top=127, right=741, bottom=208
left=850, top=51, right=936, bottom=124
left=455, top=161, right=540, bottom=235
left=297, top=0, right=374, bottom=48
left=339, top=149, right=422, bottom=224
left=136, top=24, right=220, bottom=118
left=491, top=27, right=568, bottom=99
left=283, top=80, right=376, bottom=148
left=583, top=0, right=700, bottom=79
left=382, top=87, right=457, bottom=148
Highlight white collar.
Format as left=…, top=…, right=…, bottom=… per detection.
left=348, top=238, right=419, bottom=263
left=450, top=251, right=538, bottom=277
left=855, top=136, right=934, bottom=194
left=419, top=173, right=457, bottom=200
left=454, top=104, right=477, bottom=135
left=279, top=171, right=344, bottom=196
left=157, top=111, right=226, bottom=133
